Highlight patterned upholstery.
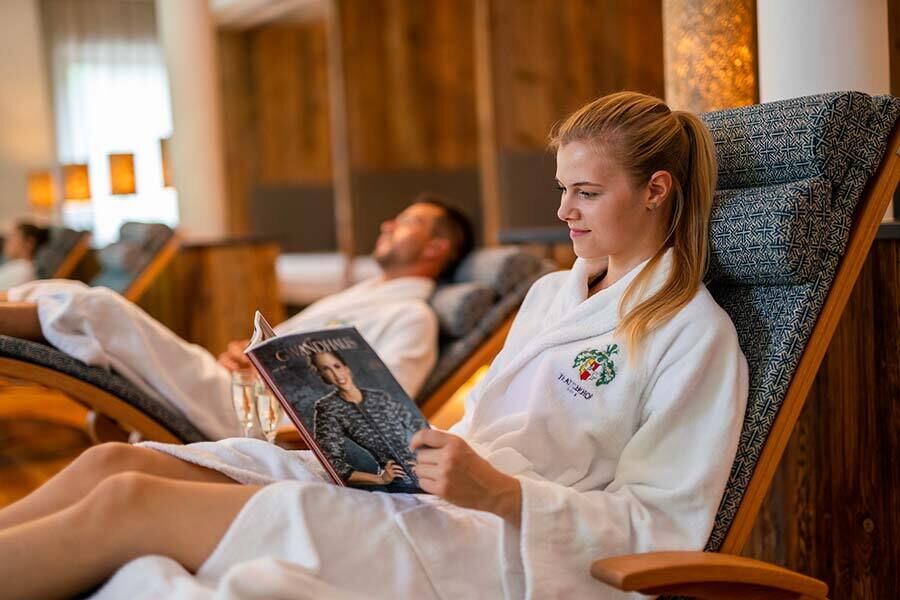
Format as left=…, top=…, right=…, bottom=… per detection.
left=708, top=177, right=832, bottom=285
left=700, top=92, right=900, bottom=552
left=90, top=222, right=174, bottom=293
left=417, top=248, right=552, bottom=403
left=430, top=281, right=496, bottom=338
left=0, top=335, right=206, bottom=443
left=33, top=227, right=87, bottom=279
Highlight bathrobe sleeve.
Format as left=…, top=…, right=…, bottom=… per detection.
left=514, top=312, right=748, bottom=596
left=372, top=303, right=438, bottom=398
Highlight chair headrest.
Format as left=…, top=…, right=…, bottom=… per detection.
left=708, top=176, right=831, bottom=286
left=430, top=281, right=495, bottom=338
left=452, top=247, right=543, bottom=295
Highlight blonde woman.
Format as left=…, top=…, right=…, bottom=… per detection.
left=0, top=92, right=747, bottom=599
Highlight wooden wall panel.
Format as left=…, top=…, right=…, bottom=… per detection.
left=217, top=23, right=333, bottom=235
left=485, top=0, right=665, bottom=151
left=744, top=238, right=900, bottom=599
left=218, top=31, right=256, bottom=234
left=337, top=0, right=479, bottom=170
left=251, top=24, right=332, bottom=184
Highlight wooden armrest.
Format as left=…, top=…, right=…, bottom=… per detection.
left=591, top=551, right=828, bottom=600
left=274, top=425, right=308, bottom=450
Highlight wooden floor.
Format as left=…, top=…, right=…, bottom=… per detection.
left=0, top=381, right=91, bottom=508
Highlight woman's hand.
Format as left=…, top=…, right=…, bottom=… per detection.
left=410, top=429, right=521, bottom=526
left=379, top=460, right=406, bottom=484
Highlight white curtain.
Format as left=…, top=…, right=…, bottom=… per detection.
left=42, top=0, right=178, bottom=246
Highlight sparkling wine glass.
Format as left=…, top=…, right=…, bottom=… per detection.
left=231, top=369, right=263, bottom=438
left=253, top=378, right=283, bottom=443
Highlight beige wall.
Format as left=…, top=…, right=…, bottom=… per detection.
left=0, top=0, right=55, bottom=229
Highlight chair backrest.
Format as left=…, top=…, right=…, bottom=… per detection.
left=90, top=222, right=176, bottom=296
left=32, top=227, right=90, bottom=279
left=416, top=246, right=552, bottom=405
left=700, top=92, right=900, bottom=553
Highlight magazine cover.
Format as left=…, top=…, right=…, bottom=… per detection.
left=246, top=314, right=429, bottom=493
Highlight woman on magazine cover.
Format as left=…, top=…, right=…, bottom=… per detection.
left=310, top=349, right=425, bottom=488
left=0, top=92, right=747, bottom=600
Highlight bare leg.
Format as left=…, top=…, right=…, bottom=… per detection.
left=0, top=302, right=44, bottom=341
left=0, top=472, right=261, bottom=600
left=0, top=443, right=236, bottom=530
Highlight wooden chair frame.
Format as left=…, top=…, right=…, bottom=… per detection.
left=122, top=233, right=181, bottom=303
left=49, top=233, right=92, bottom=280
left=591, top=121, right=900, bottom=599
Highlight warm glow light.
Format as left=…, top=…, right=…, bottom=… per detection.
left=27, top=171, right=56, bottom=208
left=663, top=0, right=757, bottom=112
left=429, top=365, right=490, bottom=430
left=108, top=153, right=136, bottom=195
left=62, top=163, right=91, bottom=201
left=160, top=137, right=173, bottom=188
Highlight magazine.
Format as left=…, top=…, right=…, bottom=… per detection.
left=245, top=311, right=429, bottom=493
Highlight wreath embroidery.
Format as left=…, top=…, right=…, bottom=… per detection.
left=572, top=344, right=619, bottom=387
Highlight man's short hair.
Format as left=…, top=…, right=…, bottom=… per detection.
left=413, top=193, right=475, bottom=278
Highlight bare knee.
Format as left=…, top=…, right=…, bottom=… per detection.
left=79, top=471, right=160, bottom=526
left=75, top=443, right=148, bottom=478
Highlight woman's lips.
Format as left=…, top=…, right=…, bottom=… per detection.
left=569, top=229, right=591, bottom=239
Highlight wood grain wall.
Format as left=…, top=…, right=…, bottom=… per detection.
left=744, top=238, right=900, bottom=599
left=336, top=0, right=479, bottom=171
left=481, top=0, right=665, bottom=152
left=218, top=22, right=333, bottom=234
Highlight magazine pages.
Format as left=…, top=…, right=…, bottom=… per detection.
left=245, top=311, right=429, bottom=493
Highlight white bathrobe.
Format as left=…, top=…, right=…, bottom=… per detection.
left=95, top=251, right=748, bottom=600
left=0, top=258, right=36, bottom=290
left=7, top=276, right=438, bottom=440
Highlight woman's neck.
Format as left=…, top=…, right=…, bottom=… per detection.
left=586, top=249, right=661, bottom=297
left=339, top=386, right=363, bottom=403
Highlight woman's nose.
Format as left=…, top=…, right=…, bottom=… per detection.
left=557, top=192, right=576, bottom=222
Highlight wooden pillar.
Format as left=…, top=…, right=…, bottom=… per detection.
left=662, top=0, right=758, bottom=112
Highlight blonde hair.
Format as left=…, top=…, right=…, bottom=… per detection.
left=549, top=92, right=717, bottom=354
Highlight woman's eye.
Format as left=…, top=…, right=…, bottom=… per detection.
left=555, top=185, right=565, bottom=193
left=578, top=190, right=597, bottom=198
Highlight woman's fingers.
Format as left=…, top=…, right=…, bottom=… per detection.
left=413, top=447, right=442, bottom=466
left=409, top=428, right=454, bottom=451
left=412, top=463, right=439, bottom=481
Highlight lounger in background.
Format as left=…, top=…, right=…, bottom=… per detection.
left=32, top=227, right=92, bottom=280
left=0, top=246, right=549, bottom=445
left=88, top=222, right=180, bottom=303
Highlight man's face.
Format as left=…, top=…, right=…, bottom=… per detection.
left=372, top=203, right=447, bottom=269
left=3, top=229, right=32, bottom=260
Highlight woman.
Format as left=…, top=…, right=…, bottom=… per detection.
left=0, top=221, right=49, bottom=289
left=0, top=92, right=747, bottom=599
left=310, top=349, right=426, bottom=488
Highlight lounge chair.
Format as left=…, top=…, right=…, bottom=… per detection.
left=33, top=227, right=92, bottom=280
left=0, top=246, right=549, bottom=444
left=590, top=92, right=899, bottom=599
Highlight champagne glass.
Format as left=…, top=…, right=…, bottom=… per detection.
left=253, top=378, right=283, bottom=443
left=231, top=369, right=263, bottom=438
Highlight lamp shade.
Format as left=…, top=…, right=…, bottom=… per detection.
left=160, top=137, right=173, bottom=188
left=108, top=153, right=136, bottom=195
left=27, top=170, right=56, bottom=208
left=62, top=163, right=91, bottom=201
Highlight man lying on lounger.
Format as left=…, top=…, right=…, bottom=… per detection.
left=0, top=196, right=473, bottom=439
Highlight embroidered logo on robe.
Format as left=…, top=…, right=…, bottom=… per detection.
left=572, top=344, right=619, bottom=386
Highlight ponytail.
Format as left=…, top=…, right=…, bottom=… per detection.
left=550, top=92, right=718, bottom=356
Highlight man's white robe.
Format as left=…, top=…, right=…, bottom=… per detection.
left=92, top=251, right=748, bottom=600
left=7, top=276, right=438, bottom=439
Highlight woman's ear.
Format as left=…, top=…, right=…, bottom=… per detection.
left=645, top=170, right=673, bottom=210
